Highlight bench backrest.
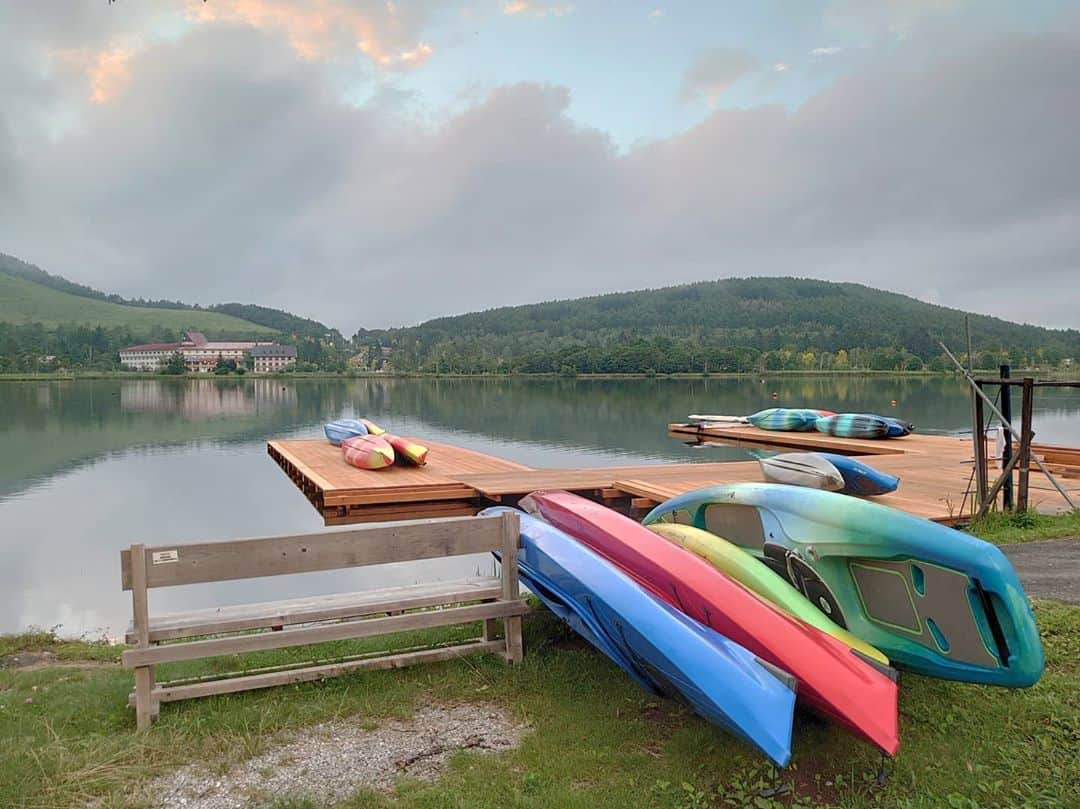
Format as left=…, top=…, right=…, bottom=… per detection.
left=121, top=512, right=518, bottom=590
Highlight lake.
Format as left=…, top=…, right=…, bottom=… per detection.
left=2, top=376, right=1078, bottom=637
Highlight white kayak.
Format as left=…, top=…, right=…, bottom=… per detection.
left=759, top=453, right=844, bottom=491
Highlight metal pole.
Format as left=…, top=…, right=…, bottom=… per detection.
left=999, top=363, right=1013, bottom=510
left=1017, top=378, right=1034, bottom=512
left=940, top=342, right=1077, bottom=510
left=974, top=381, right=988, bottom=512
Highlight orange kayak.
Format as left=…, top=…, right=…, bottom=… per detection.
left=341, top=434, right=395, bottom=470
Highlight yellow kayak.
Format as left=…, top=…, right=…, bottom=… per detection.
left=646, top=523, right=889, bottom=666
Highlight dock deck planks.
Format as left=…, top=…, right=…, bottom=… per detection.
left=268, top=425, right=1080, bottom=527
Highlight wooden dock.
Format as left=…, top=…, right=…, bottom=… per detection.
left=268, top=426, right=1080, bottom=527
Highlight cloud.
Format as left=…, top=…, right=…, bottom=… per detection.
left=649, top=9, right=664, bottom=19
left=680, top=47, right=758, bottom=106
left=827, top=0, right=968, bottom=39
left=1, top=24, right=1079, bottom=331
left=773, top=62, right=788, bottom=72
left=187, top=0, right=436, bottom=68
left=811, top=46, right=843, bottom=56
left=503, top=2, right=575, bottom=18
left=55, top=47, right=133, bottom=103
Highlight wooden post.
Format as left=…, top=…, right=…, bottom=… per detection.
left=129, top=544, right=155, bottom=731
left=999, top=364, right=1013, bottom=510
left=1017, top=378, right=1034, bottom=512
left=499, top=511, right=523, bottom=664
left=972, top=382, right=988, bottom=514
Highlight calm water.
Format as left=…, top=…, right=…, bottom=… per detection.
left=2, top=376, right=1078, bottom=637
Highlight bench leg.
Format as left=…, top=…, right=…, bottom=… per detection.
left=482, top=618, right=501, bottom=642
left=134, top=666, right=155, bottom=731
left=503, top=616, right=523, bottom=664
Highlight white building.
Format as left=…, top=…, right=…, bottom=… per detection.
left=119, top=331, right=295, bottom=373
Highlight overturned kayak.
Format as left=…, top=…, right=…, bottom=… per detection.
left=341, top=434, right=395, bottom=470
left=747, top=408, right=823, bottom=432
left=522, top=491, right=900, bottom=754
left=815, top=413, right=892, bottom=439
left=324, top=418, right=368, bottom=446
left=384, top=434, right=429, bottom=466
left=759, top=453, right=845, bottom=491
left=642, top=484, right=1044, bottom=687
left=646, top=523, right=890, bottom=666
left=820, top=453, right=899, bottom=496
left=883, top=417, right=915, bottom=437
left=481, top=507, right=796, bottom=766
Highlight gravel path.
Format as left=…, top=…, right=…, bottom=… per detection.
left=146, top=704, right=527, bottom=808
left=1002, top=537, right=1080, bottom=604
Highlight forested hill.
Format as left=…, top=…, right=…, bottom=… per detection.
left=356, top=278, right=1080, bottom=374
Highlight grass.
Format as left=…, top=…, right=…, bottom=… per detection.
left=0, top=272, right=275, bottom=334
left=967, top=510, right=1080, bottom=545
left=1, top=604, right=1078, bottom=809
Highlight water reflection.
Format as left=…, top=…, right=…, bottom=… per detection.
left=0, top=376, right=1077, bottom=636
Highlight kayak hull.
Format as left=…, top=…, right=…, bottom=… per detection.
left=481, top=507, right=796, bottom=766
left=759, top=453, right=845, bottom=491
left=522, top=491, right=900, bottom=754
left=642, top=484, right=1044, bottom=687
left=324, top=418, right=368, bottom=446
left=385, top=434, right=429, bottom=466
left=341, top=434, right=395, bottom=470
left=747, top=408, right=821, bottom=432
left=819, top=453, right=899, bottom=496
left=815, top=414, right=891, bottom=439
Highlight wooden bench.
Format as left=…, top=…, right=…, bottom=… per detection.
left=120, top=512, right=525, bottom=730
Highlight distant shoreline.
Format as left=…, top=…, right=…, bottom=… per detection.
left=0, top=368, right=1049, bottom=383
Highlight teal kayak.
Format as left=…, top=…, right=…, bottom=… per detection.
left=642, top=484, right=1044, bottom=687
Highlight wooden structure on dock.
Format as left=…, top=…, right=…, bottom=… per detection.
left=269, top=428, right=1080, bottom=528
left=121, top=512, right=527, bottom=730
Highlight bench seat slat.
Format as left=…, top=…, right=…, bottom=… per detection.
left=125, top=578, right=502, bottom=644
left=122, top=599, right=529, bottom=668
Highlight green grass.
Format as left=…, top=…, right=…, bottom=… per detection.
left=0, top=272, right=275, bottom=334
left=967, top=510, right=1080, bottom=545
left=1, top=605, right=1078, bottom=809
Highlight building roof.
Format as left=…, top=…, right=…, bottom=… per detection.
left=119, top=342, right=182, bottom=353
left=184, top=331, right=209, bottom=346
left=249, top=344, right=297, bottom=358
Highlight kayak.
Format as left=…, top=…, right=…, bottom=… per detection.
left=815, top=413, right=891, bottom=439
left=747, top=408, right=822, bottom=432
left=759, top=453, right=845, bottom=491
left=642, top=484, right=1044, bottom=687
left=341, top=434, right=395, bottom=470
left=646, top=523, right=889, bottom=666
left=385, top=434, right=429, bottom=466
left=360, top=418, right=386, bottom=436
left=324, top=418, right=368, bottom=446
left=481, top=507, right=796, bottom=766
left=521, top=491, right=900, bottom=754
left=820, top=453, right=899, bottom=496
left=883, top=417, right=914, bottom=437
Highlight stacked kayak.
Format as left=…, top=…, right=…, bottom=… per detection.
left=815, top=413, right=912, bottom=439
left=324, top=418, right=368, bottom=446
left=325, top=417, right=430, bottom=469
left=642, top=484, right=1044, bottom=687
left=482, top=507, right=796, bottom=766
left=759, top=452, right=899, bottom=496
left=747, top=408, right=831, bottom=432
left=521, top=490, right=900, bottom=754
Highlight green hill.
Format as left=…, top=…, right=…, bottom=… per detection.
left=358, top=277, right=1080, bottom=374
left=0, top=267, right=274, bottom=335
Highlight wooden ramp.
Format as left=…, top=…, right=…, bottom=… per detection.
left=269, top=428, right=1080, bottom=527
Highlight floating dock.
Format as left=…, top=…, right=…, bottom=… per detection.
left=269, top=426, right=1080, bottom=527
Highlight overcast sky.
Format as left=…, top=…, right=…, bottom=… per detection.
left=1, top=1, right=1078, bottom=332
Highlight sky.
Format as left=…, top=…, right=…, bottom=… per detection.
left=0, top=1, right=1078, bottom=333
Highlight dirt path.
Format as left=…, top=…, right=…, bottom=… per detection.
left=1002, top=538, right=1080, bottom=604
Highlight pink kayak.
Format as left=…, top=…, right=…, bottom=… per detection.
left=341, top=434, right=395, bottom=470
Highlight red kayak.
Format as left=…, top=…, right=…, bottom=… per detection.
left=521, top=490, right=899, bottom=754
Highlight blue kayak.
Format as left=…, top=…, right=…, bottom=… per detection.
left=819, top=453, right=900, bottom=496
left=882, top=417, right=914, bottom=437
left=482, top=507, right=796, bottom=766
left=323, top=418, right=368, bottom=446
